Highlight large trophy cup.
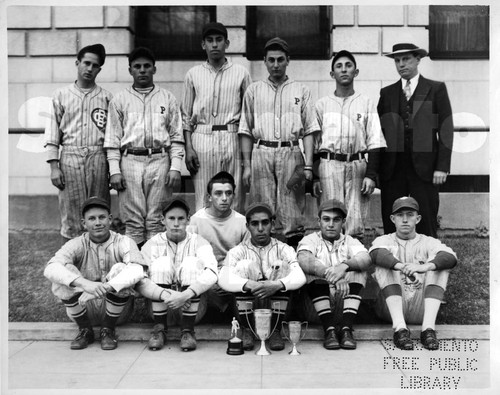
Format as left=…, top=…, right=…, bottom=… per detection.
left=246, top=302, right=279, bottom=355
left=282, top=321, right=308, bottom=355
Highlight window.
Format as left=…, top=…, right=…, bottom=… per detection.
left=246, top=6, right=330, bottom=60
left=429, top=5, right=489, bottom=60
left=134, top=6, right=216, bottom=60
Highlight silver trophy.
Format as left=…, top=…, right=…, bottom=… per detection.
left=282, top=321, right=308, bottom=355
left=245, top=302, right=279, bottom=355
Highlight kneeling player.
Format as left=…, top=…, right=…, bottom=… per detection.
left=136, top=197, right=218, bottom=351
left=297, top=199, right=371, bottom=350
left=369, top=197, right=457, bottom=350
left=44, top=197, right=146, bottom=350
left=218, top=203, right=306, bottom=351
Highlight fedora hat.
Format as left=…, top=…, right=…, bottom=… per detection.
left=385, top=43, right=428, bottom=58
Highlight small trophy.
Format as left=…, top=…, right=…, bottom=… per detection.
left=226, top=317, right=244, bottom=355
left=282, top=321, right=308, bottom=355
left=245, top=302, right=280, bottom=355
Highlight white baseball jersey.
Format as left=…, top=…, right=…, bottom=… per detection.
left=181, top=60, right=252, bottom=212
left=44, top=230, right=145, bottom=293
left=297, top=231, right=368, bottom=284
left=104, top=85, right=184, bottom=175
left=188, top=208, right=249, bottom=266
left=314, top=92, right=386, bottom=154
left=239, top=78, right=319, bottom=141
left=141, top=232, right=218, bottom=296
left=45, top=83, right=112, bottom=160
left=369, top=233, right=456, bottom=265
left=45, top=83, right=113, bottom=239
left=314, top=92, right=387, bottom=238
left=220, top=237, right=306, bottom=292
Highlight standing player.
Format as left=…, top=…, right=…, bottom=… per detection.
left=43, top=197, right=146, bottom=350
left=314, top=50, right=386, bottom=239
left=297, top=199, right=371, bottom=349
left=218, top=203, right=306, bottom=351
left=138, top=197, right=218, bottom=352
left=104, top=47, right=184, bottom=248
left=369, top=197, right=457, bottom=350
left=188, top=171, right=249, bottom=315
left=45, top=44, right=112, bottom=241
left=239, top=37, right=319, bottom=247
left=182, top=22, right=252, bottom=213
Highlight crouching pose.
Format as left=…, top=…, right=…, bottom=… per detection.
left=218, top=203, right=306, bottom=351
left=136, top=197, right=218, bottom=352
left=297, top=199, right=371, bottom=350
left=44, top=197, right=146, bottom=350
left=369, top=197, right=457, bottom=350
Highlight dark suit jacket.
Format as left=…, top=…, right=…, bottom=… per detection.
left=377, top=75, right=454, bottom=182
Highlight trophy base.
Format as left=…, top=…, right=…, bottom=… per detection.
left=289, top=349, right=301, bottom=356
left=255, top=340, right=271, bottom=356
left=226, top=339, right=244, bottom=355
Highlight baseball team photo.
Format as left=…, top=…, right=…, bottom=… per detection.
left=5, top=3, right=492, bottom=393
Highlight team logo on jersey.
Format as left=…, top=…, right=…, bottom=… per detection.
left=295, top=97, right=300, bottom=105
left=357, top=113, right=362, bottom=121
left=91, top=108, right=108, bottom=131
left=160, top=106, right=166, bottom=114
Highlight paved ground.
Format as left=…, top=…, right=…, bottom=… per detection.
left=5, top=323, right=494, bottom=393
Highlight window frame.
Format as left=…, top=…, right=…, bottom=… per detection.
left=428, top=5, right=489, bottom=60
left=133, top=6, right=217, bottom=61
left=245, top=6, right=331, bottom=61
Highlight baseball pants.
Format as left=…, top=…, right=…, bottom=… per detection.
left=251, top=145, right=306, bottom=238
left=318, top=158, right=369, bottom=239
left=119, top=153, right=171, bottom=245
left=58, top=146, right=110, bottom=239
left=372, top=266, right=449, bottom=325
left=148, top=256, right=208, bottom=325
left=53, top=263, right=135, bottom=326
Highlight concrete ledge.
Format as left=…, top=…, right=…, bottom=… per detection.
left=9, top=322, right=490, bottom=342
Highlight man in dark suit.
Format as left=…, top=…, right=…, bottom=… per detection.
left=377, top=43, right=454, bottom=237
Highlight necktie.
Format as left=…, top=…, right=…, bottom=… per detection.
left=403, top=79, right=411, bottom=101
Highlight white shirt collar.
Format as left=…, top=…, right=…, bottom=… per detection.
left=402, top=73, right=420, bottom=96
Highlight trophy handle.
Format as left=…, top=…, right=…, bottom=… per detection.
left=300, top=321, right=309, bottom=342
left=281, top=321, right=291, bottom=342
left=244, top=301, right=259, bottom=339
left=270, top=301, right=281, bottom=335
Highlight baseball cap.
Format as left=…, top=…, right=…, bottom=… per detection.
left=81, top=196, right=110, bottom=216
left=128, top=46, right=156, bottom=65
left=162, top=197, right=190, bottom=216
left=202, top=22, right=228, bottom=39
left=392, top=196, right=420, bottom=214
left=385, top=43, right=428, bottom=58
left=331, top=50, right=356, bottom=69
left=78, top=43, right=106, bottom=66
left=245, top=202, right=274, bottom=222
left=264, top=37, right=289, bottom=55
left=318, top=199, right=347, bottom=217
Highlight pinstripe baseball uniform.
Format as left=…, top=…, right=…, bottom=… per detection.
left=43, top=230, right=146, bottom=325
left=369, top=233, right=456, bottom=324
left=218, top=237, right=306, bottom=292
left=239, top=79, right=319, bottom=238
left=314, top=93, right=386, bottom=238
left=45, top=83, right=112, bottom=239
left=182, top=60, right=252, bottom=213
left=104, top=86, right=184, bottom=244
left=297, top=231, right=368, bottom=285
left=140, top=231, right=218, bottom=325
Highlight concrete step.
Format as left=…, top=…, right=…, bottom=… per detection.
left=9, top=322, right=490, bottom=342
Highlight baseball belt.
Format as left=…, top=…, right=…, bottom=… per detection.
left=317, top=151, right=365, bottom=162
left=254, top=139, right=300, bottom=148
